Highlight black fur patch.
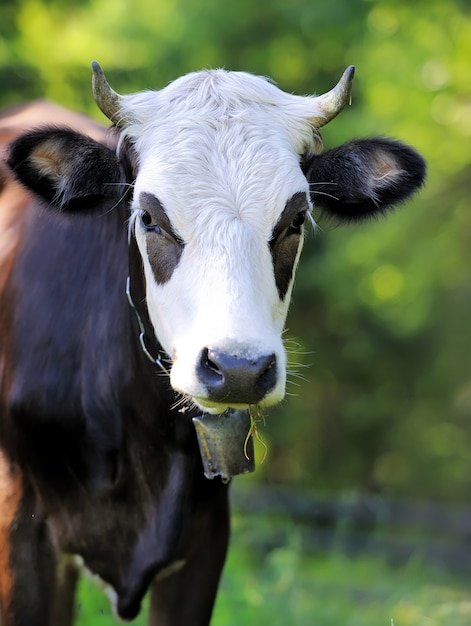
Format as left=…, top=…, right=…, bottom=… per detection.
left=270, top=192, right=308, bottom=300
left=304, top=138, right=426, bottom=221
left=1, top=105, right=230, bottom=626
left=8, top=128, right=125, bottom=212
left=139, top=192, right=184, bottom=285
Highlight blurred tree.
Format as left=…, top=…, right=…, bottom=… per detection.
left=272, top=0, right=471, bottom=502
left=1, top=0, right=470, bottom=502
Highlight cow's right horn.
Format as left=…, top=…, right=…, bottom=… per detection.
left=310, top=66, right=355, bottom=128
left=91, top=61, right=124, bottom=126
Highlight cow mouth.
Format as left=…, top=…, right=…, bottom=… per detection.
left=192, top=398, right=250, bottom=415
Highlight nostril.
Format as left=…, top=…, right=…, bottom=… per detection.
left=256, top=354, right=277, bottom=395
left=259, top=354, right=276, bottom=374
left=199, top=348, right=225, bottom=386
left=197, top=348, right=278, bottom=404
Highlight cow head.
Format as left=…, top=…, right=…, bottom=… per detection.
left=7, top=64, right=425, bottom=415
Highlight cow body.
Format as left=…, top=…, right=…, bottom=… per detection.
left=0, top=68, right=425, bottom=626
left=0, top=102, right=229, bottom=625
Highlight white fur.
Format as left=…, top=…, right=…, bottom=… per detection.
left=121, top=70, right=320, bottom=413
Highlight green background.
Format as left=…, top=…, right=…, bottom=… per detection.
left=2, top=0, right=470, bottom=501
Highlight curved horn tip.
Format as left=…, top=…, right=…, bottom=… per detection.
left=311, top=65, right=356, bottom=128
left=91, top=61, right=108, bottom=89
left=345, top=65, right=355, bottom=81
left=90, top=60, right=123, bottom=125
left=344, top=65, right=355, bottom=97
left=338, top=65, right=355, bottom=96
left=91, top=60, right=103, bottom=79
left=91, top=61, right=102, bottom=91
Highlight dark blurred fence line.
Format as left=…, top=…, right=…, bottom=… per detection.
left=231, top=486, right=471, bottom=573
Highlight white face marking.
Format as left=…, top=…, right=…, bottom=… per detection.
left=123, top=70, right=319, bottom=413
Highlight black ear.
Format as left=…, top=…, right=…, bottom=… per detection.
left=7, top=128, right=125, bottom=212
left=305, top=138, right=426, bottom=221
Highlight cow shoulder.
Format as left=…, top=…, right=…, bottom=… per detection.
left=3, top=124, right=132, bottom=494
left=305, top=137, right=426, bottom=220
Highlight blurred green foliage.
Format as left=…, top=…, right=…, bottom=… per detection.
left=1, top=0, right=470, bottom=502
left=74, top=513, right=471, bottom=626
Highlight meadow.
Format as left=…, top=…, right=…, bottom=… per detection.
left=75, top=510, right=471, bottom=626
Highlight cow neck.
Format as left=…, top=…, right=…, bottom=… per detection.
left=127, top=236, right=170, bottom=376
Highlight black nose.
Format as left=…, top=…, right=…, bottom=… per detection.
left=197, top=348, right=277, bottom=405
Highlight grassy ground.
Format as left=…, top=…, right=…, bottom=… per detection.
left=75, top=513, right=471, bottom=625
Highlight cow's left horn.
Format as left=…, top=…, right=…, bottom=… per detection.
left=310, top=66, right=355, bottom=128
left=91, top=61, right=123, bottom=126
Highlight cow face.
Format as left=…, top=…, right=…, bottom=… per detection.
left=7, top=65, right=425, bottom=415
left=125, top=77, right=321, bottom=413
left=132, top=161, right=308, bottom=414
left=113, top=69, right=354, bottom=414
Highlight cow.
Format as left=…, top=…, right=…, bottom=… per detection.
left=0, top=64, right=425, bottom=626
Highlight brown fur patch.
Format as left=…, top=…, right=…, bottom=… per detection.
left=0, top=452, right=22, bottom=618
left=371, top=151, right=402, bottom=184
left=0, top=176, right=30, bottom=309
left=0, top=100, right=108, bottom=144
left=30, top=141, right=67, bottom=180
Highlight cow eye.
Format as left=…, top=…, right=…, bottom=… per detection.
left=140, top=210, right=162, bottom=234
left=289, top=211, right=306, bottom=232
